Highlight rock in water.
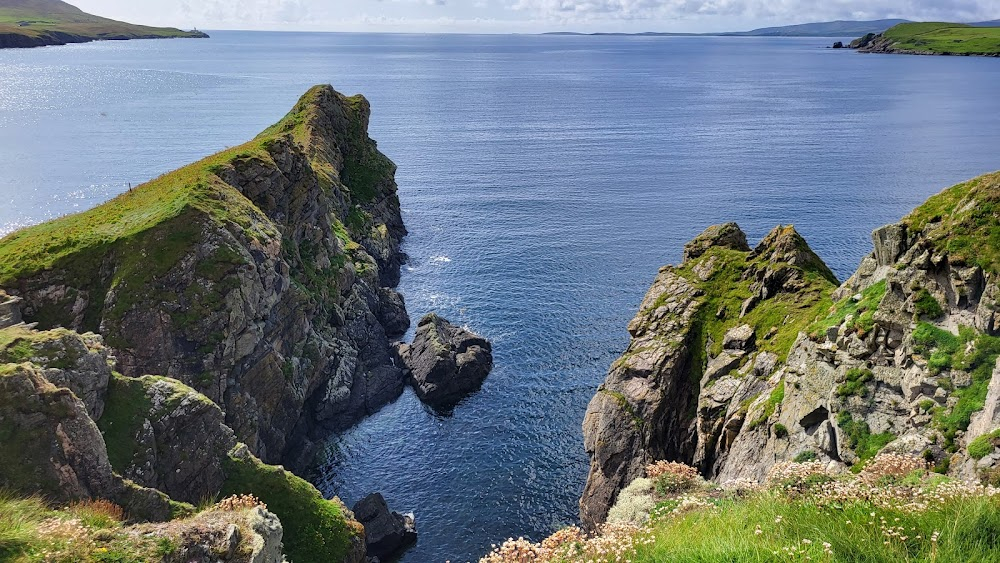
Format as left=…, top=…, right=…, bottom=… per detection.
left=400, top=313, right=493, bottom=409
left=352, top=493, right=417, bottom=560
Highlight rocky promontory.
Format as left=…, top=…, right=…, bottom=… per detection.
left=581, top=171, right=1000, bottom=528
left=0, top=84, right=415, bottom=561
left=847, top=22, right=1000, bottom=57
left=0, top=0, right=208, bottom=49
left=1, top=84, right=409, bottom=470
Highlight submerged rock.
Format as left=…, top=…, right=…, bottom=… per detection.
left=352, top=493, right=417, bottom=560
left=400, top=313, right=493, bottom=409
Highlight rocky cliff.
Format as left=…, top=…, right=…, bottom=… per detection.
left=581, top=171, right=1000, bottom=528
left=0, top=294, right=365, bottom=562
left=0, top=85, right=409, bottom=469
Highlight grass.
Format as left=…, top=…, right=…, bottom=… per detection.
left=911, top=323, right=1000, bottom=450
left=632, top=491, right=1000, bottom=562
left=836, top=411, right=896, bottom=467
left=904, top=172, right=1000, bottom=274
left=220, top=451, right=360, bottom=563
left=0, top=1, right=205, bottom=46
left=879, top=22, right=1000, bottom=55
left=969, top=429, right=1000, bottom=460
left=914, top=290, right=944, bottom=320
left=810, top=279, right=887, bottom=338
left=836, top=367, right=874, bottom=398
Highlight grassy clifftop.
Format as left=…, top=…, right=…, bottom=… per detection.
left=0, top=0, right=207, bottom=49
left=853, top=22, right=1000, bottom=55
left=903, top=171, right=1000, bottom=273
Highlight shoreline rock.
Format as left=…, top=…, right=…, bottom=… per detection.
left=399, top=313, right=493, bottom=410
left=352, top=493, right=417, bottom=560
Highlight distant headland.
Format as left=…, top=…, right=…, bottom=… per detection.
left=844, top=22, right=1000, bottom=57
left=0, top=0, right=208, bottom=49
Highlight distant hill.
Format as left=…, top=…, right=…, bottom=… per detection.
left=851, top=22, right=1000, bottom=56
left=723, top=19, right=910, bottom=37
left=0, top=0, right=207, bottom=49
left=544, top=18, right=1000, bottom=38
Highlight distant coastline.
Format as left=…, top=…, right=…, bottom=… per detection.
left=0, top=0, right=208, bottom=49
left=544, top=18, right=1000, bottom=39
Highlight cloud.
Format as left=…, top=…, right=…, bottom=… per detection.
left=179, top=0, right=312, bottom=24
left=508, top=0, right=1000, bottom=23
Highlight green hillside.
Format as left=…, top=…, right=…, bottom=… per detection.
left=0, top=0, right=207, bottom=48
left=861, top=22, right=1000, bottom=55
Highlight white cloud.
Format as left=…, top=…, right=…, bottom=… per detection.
left=69, top=0, right=1000, bottom=32
left=509, top=0, right=1000, bottom=23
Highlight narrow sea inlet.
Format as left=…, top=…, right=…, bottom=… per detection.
left=3, top=32, right=1000, bottom=561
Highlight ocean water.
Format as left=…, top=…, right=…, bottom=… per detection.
left=3, top=32, right=1000, bottom=562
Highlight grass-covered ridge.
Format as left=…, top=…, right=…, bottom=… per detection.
left=0, top=85, right=381, bottom=336
left=0, top=0, right=206, bottom=48
left=878, top=22, right=1000, bottom=55
left=903, top=171, right=1000, bottom=274
left=483, top=456, right=1000, bottom=562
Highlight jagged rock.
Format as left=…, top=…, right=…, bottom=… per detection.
left=0, top=85, right=410, bottom=469
left=401, top=313, right=493, bottom=409
left=0, top=290, right=22, bottom=328
left=101, top=374, right=237, bottom=504
left=0, top=362, right=173, bottom=521
left=682, top=222, right=749, bottom=263
left=128, top=506, right=284, bottom=563
left=580, top=224, right=837, bottom=527
left=352, top=493, right=417, bottom=560
left=582, top=172, right=1000, bottom=526
left=723, top=324, right=755, bottom=351
left=0, top=326, right=113, bottom=419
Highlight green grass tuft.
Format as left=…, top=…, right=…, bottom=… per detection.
left=220, top=451, right=359, bottom=563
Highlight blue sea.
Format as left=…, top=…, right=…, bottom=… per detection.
left=3, top=31, right=1000, bottom=562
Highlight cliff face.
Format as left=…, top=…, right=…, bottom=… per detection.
left=581, top=171, right=1000, bottom=528
left=0, top=295, right=365, bottom=562
left=0, top=85, right=408, bottom=468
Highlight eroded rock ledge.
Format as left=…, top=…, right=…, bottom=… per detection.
left=582, top=174, right=1000, bottom=530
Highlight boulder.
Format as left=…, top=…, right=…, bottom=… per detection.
left=722, top=324, right=756, bottom=351
left=352, top=493, right=417, bottom=560
left=401, top=313, right=493, bottom=409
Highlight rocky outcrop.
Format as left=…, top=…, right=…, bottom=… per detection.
left=399, top=313, right=493, bottom=409
left=581, top=171, right=1000, bottom=528
left=1, top=294, right=365, bottom=561
left=580, top=223, right=837, bottom=527
left=0, top=85, right=409, bottom=469
left=0, top=361, right=176, bottom=521
left=352, top=493, right=417, bottom=560
left=133, top=505, right=284, bottom=563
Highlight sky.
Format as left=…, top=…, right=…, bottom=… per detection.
left=71, top=0, right=1000, bottom=33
